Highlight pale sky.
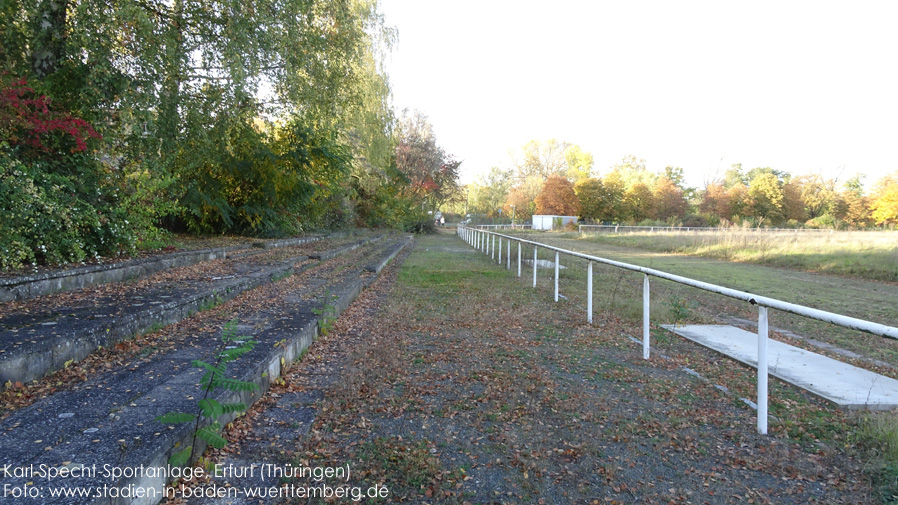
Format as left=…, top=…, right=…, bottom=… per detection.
left=378, top=0, right=898, bottom=189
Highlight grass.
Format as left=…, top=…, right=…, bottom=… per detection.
left=576, top=229, right=898, bottom=282
left=498, top=229, right=898, bottom=371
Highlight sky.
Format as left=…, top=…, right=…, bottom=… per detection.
left=378, top=0, right=898, bottom=189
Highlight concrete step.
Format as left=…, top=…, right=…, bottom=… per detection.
left=663, top=324, right=898, bottom=410
left=0, top=235, right=413, bottom=505
left=0, top=235, right=381, bottom=385
left=0, top=234, right=348, bottom=303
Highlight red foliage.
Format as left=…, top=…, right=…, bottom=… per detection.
left=0, top=76, right=100, bottom=152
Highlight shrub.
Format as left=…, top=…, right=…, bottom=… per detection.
left=0, top=76, right=169, bottom=269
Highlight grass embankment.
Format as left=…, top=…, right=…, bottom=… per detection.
left=575, top=229, right=898, bottom=282
left=244, top=231, right=896, bottom=503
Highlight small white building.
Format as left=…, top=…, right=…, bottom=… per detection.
left=531, top=215, right=578, bottom=230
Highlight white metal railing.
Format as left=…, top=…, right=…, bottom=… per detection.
left=579, top=224, right=835, bottom=234
left=474, top=224, right=532, bottom=230
left=457, top=225, right=898, bottom=435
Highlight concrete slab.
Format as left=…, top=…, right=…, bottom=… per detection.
left=663, top=324, right=898, bottom=410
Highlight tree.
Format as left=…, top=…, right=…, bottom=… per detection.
left=510, top=139, right=594, bottom=181
left=838, top=174, right=871, bottom=228
left=563, top=145, right=595, bottom=182
left=574, top=178, right=605, bottom=221
left=2, top=0, right=397, bottom=240
left=534, top=175, right=579, bottom=216
left=722, top=163, right=746, bottom=189
left=393, top=109, right=461, bottom=213
left=700, top=183, right=732, bottom=220
left=870, top=172, right=898, bottom=226
left=663, top=166, right=686, bottom=188
left=610, top=155, right=655, bottom=188
left=747, top=172, right=785, bottom=223
left=652, top=177, right=688, bottom=222
left=600, top=171, right=628, bottom=222
left=782, top=179, right=807, bottom=223
left=792, top=175, right=838, bottom=220
left=622, top=182, right=655, bottom=222
left=469, top=166, right=512, bottom=217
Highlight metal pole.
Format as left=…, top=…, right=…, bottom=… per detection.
left=587, top=261, right=593, bottom=324
left=758, top=306, right=769, bottom=435
left=491, top=235, right=495, bottom=260
left=533, top=246, right=538, bottom=288
left=554, top=251, right=560, bottom=302
left=517, top=241, right=522, bottom=277
left=643, top=274, right=650, bottom=360
left=498, top=237, right=502, bottom=264
left=507, top=240, right=511, bottom=270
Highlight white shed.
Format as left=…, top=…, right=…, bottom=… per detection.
left=531, top=215, right=578, bottom=230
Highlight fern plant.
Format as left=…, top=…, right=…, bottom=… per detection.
left=156, top=320, right=258, bottom=466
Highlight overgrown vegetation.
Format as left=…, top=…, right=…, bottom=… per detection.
left=0, top=0, right=457, bottom=270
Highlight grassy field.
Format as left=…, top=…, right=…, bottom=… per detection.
left=495, top=230, right=898, bottom=376
left=574, top=229, right=898, bottom=282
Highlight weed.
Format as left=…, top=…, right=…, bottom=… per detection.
left=668, top=294, right=691, bottom=327
left=155, top=320, right=258, bottom=466
left=355, top=437, right=441, bottom=490
left=311, top=289, right=338, bottom=336
left=198, top=295, right=223, bottom=313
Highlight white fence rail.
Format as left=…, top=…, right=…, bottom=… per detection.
left=474, top=224, right=532, bottom=230
left=579, top=224, right=835, bottom=234
left=457, top=225, right=898, bottom=435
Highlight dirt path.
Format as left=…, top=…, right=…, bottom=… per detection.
left=182, top=232, right=874, bottom=505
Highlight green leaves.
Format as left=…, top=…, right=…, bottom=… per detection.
left=157, top=319, right=258, bottom=467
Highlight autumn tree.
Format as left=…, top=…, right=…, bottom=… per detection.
left=611, top=155, right=656, bottom=188
left=652, top=177, right=688, bottom=221
left=700, top=183, right=732, bottom=220
left=747, top=171, right=786, bottom=223
left=510, top=139, right=594, bottom=181
left=534, top=175, right=579, bottom=216
left=505, top=177, right=542, bottom=221
left=394, top=110, right=461, bottom=213
left=600, top=171, right=628, bottom=222
left=782, top=180, right=807, bottom=222
left=870, top=172, right=898, bottom=226
left=622, top=182, right=655, bottom=222
left=574, top=178, right=606, bottom=221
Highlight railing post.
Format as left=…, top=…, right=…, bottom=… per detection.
left=758, top=306, right=769, bottom=435
left=533, top=246, right=538, bottom=288
left=498, top=237, right=502, bottom=264
left=517, top=241, right=521, bottom=277
left=643, top=274, right=650, bottom=360
left=587, top=261, right=593, bottom=324
left=491, top=235, right=495, bottom=260
left=507, top=240, right=511, bottom=270
left=554, top=251, right=560, bottom=302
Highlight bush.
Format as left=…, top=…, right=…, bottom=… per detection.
left=0, top=76, right=170, bottom=270
left=404, top=216, right=436, bottom=234
left=681, top=214, right=710, bottom=228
